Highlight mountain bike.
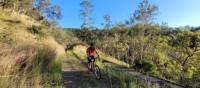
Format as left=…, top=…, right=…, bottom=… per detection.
left=88, top=57, right=101, bottom=80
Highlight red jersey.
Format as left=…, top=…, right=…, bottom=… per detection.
left=87, top=47, right=95, bottom=57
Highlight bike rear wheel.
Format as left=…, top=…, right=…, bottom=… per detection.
left=93, top=65, right=101, bottom=80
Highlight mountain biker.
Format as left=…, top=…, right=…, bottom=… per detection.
left=86, top=43, right=98, bottom=72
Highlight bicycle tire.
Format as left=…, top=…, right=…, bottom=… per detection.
left=94, top=65, right=101, bottom=80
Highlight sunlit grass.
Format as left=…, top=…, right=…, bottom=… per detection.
left=0, top=10, right=65, bottom=88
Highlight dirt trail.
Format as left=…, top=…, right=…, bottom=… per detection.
left=62, top=57, right=93, bottom=88
left=62, top=57, right=80, bottom=88
left=62, top=57, right=111, bottom=88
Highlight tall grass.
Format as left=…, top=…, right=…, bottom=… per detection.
left=102, top=66, right=160, bottom=88
left=0, top=28, right=64, bottom=88
left=0, top=42, right=63, bottom=88
left=0, top=9, right=65, bottom=88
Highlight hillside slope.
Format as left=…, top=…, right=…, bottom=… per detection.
left=0, top=10, right=65, bottom=87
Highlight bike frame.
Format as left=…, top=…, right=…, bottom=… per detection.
left=87, top=50, right=101, bottom=79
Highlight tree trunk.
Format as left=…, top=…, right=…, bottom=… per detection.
left=182, top=47, right=198, bottom=67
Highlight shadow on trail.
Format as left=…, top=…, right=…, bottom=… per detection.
left=62, top=71, right=110, bottom=88
left=62, top=71, right=89, bottom=88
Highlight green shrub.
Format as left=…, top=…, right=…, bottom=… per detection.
left=31, top=46, right=56, bottom=72
left=27, top=25, right=48, bottom=39
left=49, top=57, right=63, bottom=85
left=134, top=59, right=156, bottom=72
left=26, top=46, right=62, bottom=87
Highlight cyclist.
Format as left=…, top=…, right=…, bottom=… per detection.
left=86, top=43, right=98, bottom=72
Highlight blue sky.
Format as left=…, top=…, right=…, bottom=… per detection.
left=52, top=0, right=200, bottom=28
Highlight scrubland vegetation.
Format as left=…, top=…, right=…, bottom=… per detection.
left=69, top=23, right=200, bottom=87
left=0, top=9, right=65, bottom=87
left=0, top=0, right=200, bottom=88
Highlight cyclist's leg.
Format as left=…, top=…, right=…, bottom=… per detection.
left=91, top=56, right=101, bottom=79
left=87, top=57, right=92, bottom=72
left=90, top=56, right=95, bottom=71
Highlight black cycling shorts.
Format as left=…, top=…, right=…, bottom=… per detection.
left=88, top=56, right=95, bottom=63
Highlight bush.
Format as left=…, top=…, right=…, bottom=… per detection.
left=30, top=46, right=56, bottom=73
left=134, top=59, right=156, bottom=72
left=27, top=25, right=48, bottom=39
left=48, top=57, right=63, bottom=85
left=24, top=45, right=62, bottom=87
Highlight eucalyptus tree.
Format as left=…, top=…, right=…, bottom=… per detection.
left=133, top=0, right=159, bottom=60
left=103, top=14, right=112, bottom=30
left=134, top=0, right=158, bottom=25
left=80, top=0, right=94, bottom=29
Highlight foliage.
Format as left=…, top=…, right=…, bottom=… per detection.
left=72, top=24, right=200, bottom=87
left=45, top=5, right=62, bottom=20
left=134, top=59, right=157, bottom=73
left=133, top=0, right=158, bottom=24
left=34, top=0, right=51, bottom=12
left=103, top=14, right=112, bottom=30
left=27, top=25, right=49, bottom=39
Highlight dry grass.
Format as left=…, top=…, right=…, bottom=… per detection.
left=0, top=10, right=40, bottom=27
left=0, top=38, right=64, bottom=88
left=0, top=10, right=65, bottom=88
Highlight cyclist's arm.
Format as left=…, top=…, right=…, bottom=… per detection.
left=95, top=49, right=100, bottom=59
